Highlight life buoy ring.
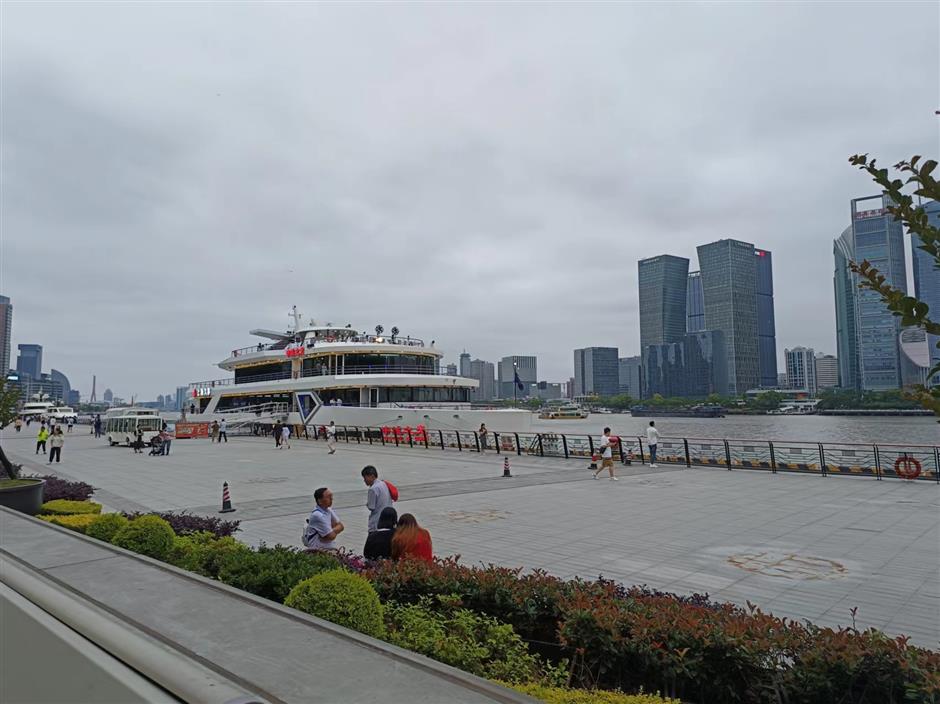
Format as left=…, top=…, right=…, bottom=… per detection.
left=894, top=456, right=921, bottom=480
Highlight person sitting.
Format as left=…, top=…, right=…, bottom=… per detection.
left=391, top=513, right=433, bottom=562
left=363, top=507, right=398, bottom=560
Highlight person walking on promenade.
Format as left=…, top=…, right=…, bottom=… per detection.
left=210, top=420, right=219, bottom=442
left=67, top=417, right=74, bottom=433
left=273, top=421, right=282, bottom=448
left=280, top=423, right=291, bottom=449
left=302, top=487, right=344, bottom=551
left=48, top=427, right=64, bottom=463
left=361, top=465, right=393, bottom=533
left=391, top=514, right=433, bottom=562
left=133, top=426, right=145, bottom=454
left=647, top=421, right=659, bottom=468
left=94, top=415, right=102, bottom=438
left=160, top=428, right=173, bottom=456
left=36, top=424, right=49, bottom=455
left=14, top=418, right=22, bottom=432
left=326, top=421, right=336, bottom=454
left=218, top=417, right=228, bottom=443
left=363, top=507, right=398, bottom=560
left=479, top=423, right=488, bottom=452
left=592, top=427, right=618, bottom=480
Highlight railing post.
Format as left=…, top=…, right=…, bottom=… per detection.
left=394, top=430, right=399, bottom=447
left=494, top=432, right=501, bottom=455
left=439, top=430, right=445, bottom=450
left=474, top=432, right=481, bottom=453
left=724, top=440, right=732, bottom=470
left=818, top=443, right=828, bottom=477
left=873, top=444, right=881, bottom=480
left=368, top=427, right=373, bottom=445
left=514, top=433, right=521, bottom=456
left=935, top=447, right=939, bottom=484
left=424, top=431, right=429, bottom=450
left=637, top=437, right=646, bottom=465
left=355, top=427, right=361, bottom=444
left=683, top=438, right=691, bottom=468
left=617, top=437, right=625, bottom=464
left=562, top=434, right=569, bottom=459
left=408, top=430, right=414, bottom=448
left=588, top=435, right=594, bottom=457
left=537, top=434, right=544, bottom=457
left=456, top=432, right=462, bottom=451
left=343, top=426, right=350, bottom=443
left=769, top=441, right=776, bottom=473
left=380, top=428, right=385, bottom=446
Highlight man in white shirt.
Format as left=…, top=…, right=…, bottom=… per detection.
left=361, top=465, right=393, bottom=532
left=302, top=487, right=344, bottom=550
left=218, top=417, right=228, bottom=443
left=647, top=421, right=660, bottom=467
left=592, top=427, right=618, bottom=481
left=326, top=421, right=337, bottom=454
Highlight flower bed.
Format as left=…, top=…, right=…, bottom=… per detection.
left=34, top=505, right=940, bottom=704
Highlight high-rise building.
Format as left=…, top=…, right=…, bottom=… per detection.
left=573, top=347, right=619, bottom=397
left=899, top=328, right=932, bottom=388
left=814, top=354, right=839, bottom=390
left=103, top=388, right=114, bottom=403
left=176, top=386, right=189, bottom=411
left=834, top=195, right=907, bottom=391
left=686, top=272, right=705, bottom=333
left=67, top=389, right=81, bottom=405
left=697, top=239, right=760, bottom=395
left=445, top=363, right=458, bottom=376
left=459, top=351, right=471, bottom=378
left=0, top=295, right=11, bottom=376
left=643, top=331, right=727, bottom=399
left=528, top=381, right=563, bottom=401
left=785, top=347, right=817, bottom=394
left=50, top=369, right=71, bottom=402
left=16, top=344, right=42, bottom=379
left=6, top=372, right=62, bottom=402
left=498, top=356, right=536, bottom=398
left=567, top=377, right=575, bottom=399
left=467, top=359, right=496, bottom=401
left=638, top=255, right=690, bottom=350
left=912, top=200, right=940, bottom=387
left=755, top=248, right=778, bottom=387
left=618, top=356, right=643, bottom=398
left=157, top=394, right=165, bottom=407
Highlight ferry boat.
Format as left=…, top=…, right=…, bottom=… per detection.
left=19, top=397, right=76, bottom=424
left=538, top=402, right=589, bottom=420
left=186, top=308, right=532, bottom=432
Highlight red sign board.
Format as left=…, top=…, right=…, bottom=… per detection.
left=175, top=422, right=210, bottom=439
left=285, top=345, right=305, bottom=358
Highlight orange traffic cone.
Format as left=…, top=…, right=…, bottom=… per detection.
left=219, top=481, right=236, bottom=513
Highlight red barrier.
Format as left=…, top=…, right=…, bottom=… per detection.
left=175, top=422, right=210, bottom=439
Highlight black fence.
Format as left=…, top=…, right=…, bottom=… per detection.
left=258, top=424, right=940, bottom=483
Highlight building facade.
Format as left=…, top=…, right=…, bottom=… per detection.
left=6, top=371, right=63, bottom=402
left=16, top=344, right=43, bottom=380
left=686, top=271, right=705, bottom=333
left=618, top=356, right=643, bottom=398
left=0, top=295, right=11, bottom=376
left=785, top=347, right=817, bottom=394
left=912, top=200, right=940, bottom=387
left=50, top=369, right=71, bottom=403
left=573, top=347, right=619, bottom=397
left=814, top=354, right=839, bottom=390
left=755, top=248, right=778, bottom=387
left=528, top=382, right=563, bottom=401
left=697, top=239, right=760, bottom=395
left=643, top=331, right=727, bottom=399
left=467, top=359, right=496, bottom=401
left=638, top=255, right=690, bottom=350
left=459, top=352, right=471, bottom=378
left=833, top=226, right=859, bottom=390
left=498, top=356, right=536, bottom=398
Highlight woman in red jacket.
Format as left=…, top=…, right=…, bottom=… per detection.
left=391, top=513, right=433, bottom=562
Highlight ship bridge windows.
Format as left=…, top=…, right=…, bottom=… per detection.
left=235, top=362, right=291, bottom=384
left=379, top=387, right=469, bottom=403
left=340, top=354, right=435, bottom=375
left=215, top=392, right=293, bottom=412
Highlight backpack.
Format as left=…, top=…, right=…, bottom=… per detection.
left=385, top=480, right=399, bottom=502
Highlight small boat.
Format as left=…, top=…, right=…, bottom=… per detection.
left=539, top=403, right=589, bottom=420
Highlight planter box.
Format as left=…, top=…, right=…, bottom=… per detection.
left=0, top=480, right=46, bottom=515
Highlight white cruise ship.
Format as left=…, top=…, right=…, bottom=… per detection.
left=186, top=308, right=532, bottom=432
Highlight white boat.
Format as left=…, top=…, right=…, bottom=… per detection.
left=185, top=308, right=532, bottom=432
left=538, top=402, right=589, bottom=420
left=20, top=397, right=76, bottom=423
left=47, top=406, right=78, bottom=424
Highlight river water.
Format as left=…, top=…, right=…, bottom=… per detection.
left=529, top=413, right=939, bottom=446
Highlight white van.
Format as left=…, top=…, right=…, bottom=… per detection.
left=104, top=408, right=163, bottom=447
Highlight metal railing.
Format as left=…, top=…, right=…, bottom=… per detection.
left=269, top=425, right=939, bottom=483
left=302, top=364, right=438, bottom=377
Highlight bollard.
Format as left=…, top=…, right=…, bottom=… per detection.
left=219, top=481, right=236, bottom=513
left=502, top=457, right=512, bottom=477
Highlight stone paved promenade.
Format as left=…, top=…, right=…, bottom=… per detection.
left=4, top=428, right=938, bottom=647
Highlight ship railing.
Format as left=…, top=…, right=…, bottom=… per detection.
left=245, top=425, right=936, bottom=483
left=302, top=365, right=439, bottom=377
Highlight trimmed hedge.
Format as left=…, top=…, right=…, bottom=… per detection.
left=166, top=532, right=250, bottom=579
left=111, top=515, right=175, bottom=560
left=217, top=545, right=341, bottom=602
left=504, top=683, right=677, bottom=704
left=38, top=514, right=99, bottom=533
left=123, top=511, right=240, bottom=538
left=285, top=570, right=385, bottom=639
left=40, top=500, right=102, bottom=516
left=40, top=476, right=95, bottom=502
left=86, top=513, right=129, bottom=542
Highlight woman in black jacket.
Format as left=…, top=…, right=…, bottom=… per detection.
left=363, top=507, right=398, bottom=560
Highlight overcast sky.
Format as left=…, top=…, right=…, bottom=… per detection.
left=2, top=2, right=938, bottom=400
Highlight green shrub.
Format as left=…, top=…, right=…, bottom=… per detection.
left=111, top=515, right=175, bottom=560
left=384, top=596, right=565, bottom=685
left=217, top=544, right=341, bottom=602
left=502, top=682, right=678, bottom=704
left=40, top=499, right=102, bottom=516
left=38, top=514, right=98, bottom=533
left=86, top=513, right=129, bottom=542
left=285, top=570, right=385, bottom=639
left=166, top=532, right=250, bottom=578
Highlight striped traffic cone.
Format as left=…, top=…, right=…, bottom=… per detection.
left=219, top=481, right=236, bottom=513
left=502, top=457, right=512, bottom=478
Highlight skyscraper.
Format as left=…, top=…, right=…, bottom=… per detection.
left=814, top=354, right=839, bottom=390
left=498, top=356, right=536, bottom=398
left=104, top=388, right=113, bottom=403
left=638, top=255, right=690, bottom=350
left=785, top=347, right=817, bottom=394
left=686, top=271, right=705, bottom=333
left=0, top=295, right=11, bottom=376
left=573, top=347, right=619, bottom=397
left=50, top=369, right=71, bottom=402
left=755, top=248, right=778, bottom=387
left=618, top=356, right=643, bottom=398
left=912, top=200, right=940, bottom=387
left=697, top=239, right=760, bottom=395
left=467, top=359, right=496, bottom=401
left=835, top=195, right=907, bottom=391
left=16, top=344, right=42, bottom=379
left=643, top=331, right=727, bottom=399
